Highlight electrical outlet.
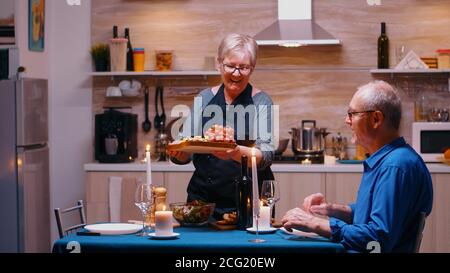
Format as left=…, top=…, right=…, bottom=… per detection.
left=367, top=0, right=381, bottom=6
left=66, top=0, right=81, bottom=6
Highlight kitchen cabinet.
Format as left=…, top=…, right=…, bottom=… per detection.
left=420, top=173, right=450, bottom=253
left=325, top=173, right=362, bottom=205
left=163, top=172, right=191, bottom=205
left=273, top=173, right=326, bottom=221
left=85, top=171, right=165, bottom=223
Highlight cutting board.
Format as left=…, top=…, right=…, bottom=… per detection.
left=167, top=141, right=236, bottom=154
left=208, top=221, right=237, bottom=231
left=208, top=220, right=282, bottom=230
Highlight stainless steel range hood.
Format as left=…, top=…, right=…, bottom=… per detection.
left=254, top=0, right=341, bottom=47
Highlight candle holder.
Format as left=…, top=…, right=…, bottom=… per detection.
left=154, top=196, right=173, bottom=236
left=249, top=214, right=265, bottom=243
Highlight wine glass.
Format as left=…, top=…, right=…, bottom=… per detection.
left=261, top=180, right=280, bottom=225
left=248, top=210, right=266, bottom=243
left=134, top=182, right=153, bottom=236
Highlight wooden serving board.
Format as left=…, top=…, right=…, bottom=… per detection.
left=167, top=141, right=237, bottom=154
left=208, top=221, right=237, bottom=231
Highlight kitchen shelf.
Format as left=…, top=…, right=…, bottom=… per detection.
left=90, top=70, right=220, bottom=77
left=371, top=69, right=450, bottom=91
left=370, top=69, right=450, bottom=74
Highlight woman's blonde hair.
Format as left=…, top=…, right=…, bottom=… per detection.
left=217, top=33, right=258, bottom=66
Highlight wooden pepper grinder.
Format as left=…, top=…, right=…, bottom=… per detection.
left=149, top=186, right=167, bottom=224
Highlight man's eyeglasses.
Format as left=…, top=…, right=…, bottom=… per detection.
left=347, top=110, right=376, bottom=120
left=222, top=63, right=253, bottom=76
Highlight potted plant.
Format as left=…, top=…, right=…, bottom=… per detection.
left=90, top=43, right=110, bottom=72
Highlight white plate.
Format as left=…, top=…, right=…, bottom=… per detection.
left=148, top=232, right=180, bottom=240
left=279, top=227, right=320, bottom=238
left=84, top=223, right=142, bottom=235
left=246, top=227, right=278, bottom=234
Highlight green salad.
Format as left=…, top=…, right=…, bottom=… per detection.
left=171, top=200, right=214, bottom=224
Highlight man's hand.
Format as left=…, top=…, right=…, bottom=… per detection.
left=303, top=193, right=327, bottom=214
left=281, top=207, right=331, bottom=238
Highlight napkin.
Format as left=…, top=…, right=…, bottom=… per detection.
left=109, top=176, right=122, bottom=222
left=278, top=227, right=325, bottom=241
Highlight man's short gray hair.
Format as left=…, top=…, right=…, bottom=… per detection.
left=355, top=80, right=402, bottom=130
left=217, top=33, right=258, bottom=66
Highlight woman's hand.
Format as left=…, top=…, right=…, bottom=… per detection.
left=168, top=150, right=191, bottom=163
left=211, top=145, right=240, bottom=161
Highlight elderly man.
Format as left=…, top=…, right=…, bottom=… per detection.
left=282, top=80, right=433, bottom=252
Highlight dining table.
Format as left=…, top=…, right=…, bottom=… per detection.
left=52, top=226, right=345, bottom=254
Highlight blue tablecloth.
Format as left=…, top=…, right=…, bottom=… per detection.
left=52, top=227, right=345, bottom=253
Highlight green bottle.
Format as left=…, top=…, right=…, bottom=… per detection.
left=377, top=22, right=389, bottom=69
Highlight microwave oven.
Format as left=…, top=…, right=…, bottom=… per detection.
left=0, top=47, right=19, bottom=80
left=412, top=122, right=450, bottom=162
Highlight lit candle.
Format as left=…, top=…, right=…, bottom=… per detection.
left=146, top=144, right=152, bottom=186
left=301, top=158, right=311, bottom=165
left=258, top=204, right=271, bottom=230
left=155, top=208, right=173, bottom=236
left=251, top=148, right=260, bottom=219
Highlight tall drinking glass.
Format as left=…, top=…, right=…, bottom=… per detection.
left=134, top=182, right=153, bottom=236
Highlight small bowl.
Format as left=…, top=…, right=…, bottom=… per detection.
left=106, top=86, right=122, bottom=97
left=119, top=79, right=141, bottom=97
left=170, top=201, right=215, bottom=226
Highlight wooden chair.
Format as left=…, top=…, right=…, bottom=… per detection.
left=54, top=200, right=87, bottom=239
left=413, top=212, right=427, bottom=253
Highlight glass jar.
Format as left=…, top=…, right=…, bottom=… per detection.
left=436, top=49, right=450, bottom=69
left=414, top=94, right=430, bottom=122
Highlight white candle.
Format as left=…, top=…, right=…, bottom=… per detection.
left=301, top=158, right=311, bottom=165
left=146, top=144, right=152, bottom=186
left=155, top=210, right=173, bottom=236
left=251, top=148, right=260, bottom=219
left=258, top=205, right=271, bottom=230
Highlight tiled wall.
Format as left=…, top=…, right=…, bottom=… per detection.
left=91, top=0, right=450, bottom=159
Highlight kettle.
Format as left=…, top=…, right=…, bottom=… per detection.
left=290, top=120, right=329, bottom=154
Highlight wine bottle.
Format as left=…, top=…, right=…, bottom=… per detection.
left=124, top=28, right=134, bottom=71
left=377, top=22, right=389, bottom=69
left=236, top=155, right=252, bottom=230
left=113, top=25, right=118, bottom=38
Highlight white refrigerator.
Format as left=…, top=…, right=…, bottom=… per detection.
left=0, top=77, right=50, bottom=252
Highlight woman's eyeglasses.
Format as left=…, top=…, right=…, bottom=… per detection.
left=222, top=63, right=253, bottom=76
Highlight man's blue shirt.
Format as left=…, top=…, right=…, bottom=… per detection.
left=329, top=137, right=433, bottom=252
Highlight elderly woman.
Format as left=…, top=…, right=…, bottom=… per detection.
left=168, top=33, right=275, bottom=218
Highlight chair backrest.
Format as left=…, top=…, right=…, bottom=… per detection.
left=413, top=211, right=427, bottom=253
left=54, top=200, right=87, bottom=239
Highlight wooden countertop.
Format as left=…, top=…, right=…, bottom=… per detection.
left=84, top=162, right=450, bottom=174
